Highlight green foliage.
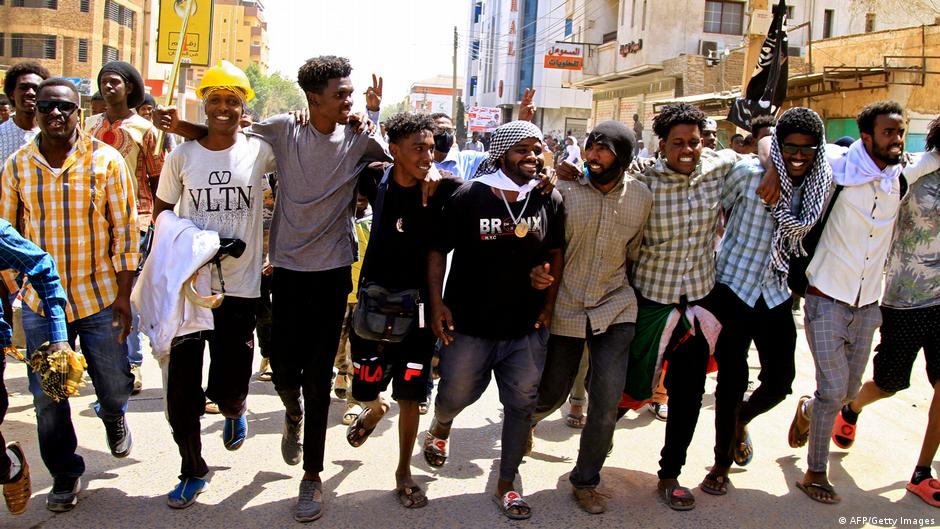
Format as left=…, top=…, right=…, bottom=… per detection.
left=245, top=63, right=306, bottom=119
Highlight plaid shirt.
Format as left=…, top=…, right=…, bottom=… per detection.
left=552, top=175, right=652, bottom=338
left=632, top=149, right=741, bottom=304
left=0, top=133, right=139, bottom=322
left=716, top=159, right=792, bottom=309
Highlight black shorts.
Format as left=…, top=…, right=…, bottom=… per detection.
left=350, top=327, right=435, bottom=402
left=872, top=305, right=940, bottom=393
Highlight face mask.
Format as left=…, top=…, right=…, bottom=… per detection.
left=433, top=132, right=454, bottom=153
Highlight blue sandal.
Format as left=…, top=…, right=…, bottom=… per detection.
left=167, top=477, right=208, bottom=509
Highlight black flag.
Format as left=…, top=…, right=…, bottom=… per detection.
left=727, top=0, right=789, bottom=131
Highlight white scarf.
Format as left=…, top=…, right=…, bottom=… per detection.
left=835, top=139, right=901, bottom=193
left=475, top=169, right=539, bottom=201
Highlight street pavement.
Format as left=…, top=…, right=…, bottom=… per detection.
left=1, top=309, right=938, bottom=528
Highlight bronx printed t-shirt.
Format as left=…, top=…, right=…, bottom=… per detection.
left=434, top=180, right=565, bottom=339
left=246, top=115, right=391, bottom=272
left=156, top=134, right=275, bottom=298
left=358, top=168, right=462, bottom=300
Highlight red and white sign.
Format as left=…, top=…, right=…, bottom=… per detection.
left=467, top=106, right=501, bottom=132
left=543, top=43, right=583, bottom=70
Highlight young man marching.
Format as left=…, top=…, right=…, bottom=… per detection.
left=425, top=120, right=565, bottom=520
left=152, top=61, right=274, bottom=509
left=344, top=112, right=461, bottom=508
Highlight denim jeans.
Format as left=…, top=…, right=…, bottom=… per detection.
left=433, top=328, right=548, bottom=483
left=22, top=304, right=134, bottom=478
left=532, top=322, right=635, bottom=488
left=126, top=230, right=150, bottom=367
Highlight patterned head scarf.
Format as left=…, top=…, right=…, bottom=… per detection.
left=768, top=107, right=833, bottom=285
left=474, top=120, right=544, bottom=178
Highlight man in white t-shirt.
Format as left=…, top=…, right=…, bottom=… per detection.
left=151, top=61, right=275, bottom=510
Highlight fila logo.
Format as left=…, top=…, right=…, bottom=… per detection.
left=403, top=362, right=424, bottom=381
left=209, top=170, right=232, bottom=185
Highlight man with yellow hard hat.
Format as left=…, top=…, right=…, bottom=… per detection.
left=151, top=60, right=276, bottom=510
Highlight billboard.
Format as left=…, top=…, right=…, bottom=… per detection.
left=156, top=0, right=214, bottom=66
left=543, top=43, right=583, bottom=70
left=467, top=106, right=501, bottom=132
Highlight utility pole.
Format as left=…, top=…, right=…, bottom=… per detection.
left=452, top=25, right=458, bottom=119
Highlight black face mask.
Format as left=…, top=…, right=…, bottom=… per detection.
left=588, top=161, right=623, bottom=186
left=434, top=131, right=455, bottom=153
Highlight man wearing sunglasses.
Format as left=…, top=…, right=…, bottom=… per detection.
left=703, top=108, right=833, bottom=496
left=0, top=78, right=139, bottom=512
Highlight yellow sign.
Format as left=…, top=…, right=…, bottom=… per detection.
left=156, top=0, right=214, bottom=66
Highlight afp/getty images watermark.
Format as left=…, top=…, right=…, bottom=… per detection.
left=838, top=516, right=936, bottom=526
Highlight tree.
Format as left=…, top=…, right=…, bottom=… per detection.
left=455, top=97, right=467, bottom=145
left=244, top=63, right=306, bottom=119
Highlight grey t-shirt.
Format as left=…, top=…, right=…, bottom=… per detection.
left=247, top=114, right=391, bottom=272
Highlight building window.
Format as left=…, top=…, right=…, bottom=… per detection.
left=641, top=0, right=647, bottom=31
left=78, top=38, right=88, bottom=62
left=823, top=9, right=834, bottom=38
left=785, top=5, right=794, bottom=21
left=704, top=0, right=744, bottom=35
left=565, top=18, right=572, bottom=36
left=12, top=0, right=58, bottom=7
left=104, top=0, right=135, bottom=28
left=470, top=76, right=477, bottom=97
left=631, top=0, right=636, bottom=27
left=102, top=44, right=119, bottom=63
left=11, top=34, right=56, bottom=59
left=473, top=2, right=482, bottom=23
left=80, top=0, right=89, bottom=12
left=471, top=39, right=480, bottom=60
left=865, top=12, right=875, bottom=33
left=0, top=33, right=4, bottom=56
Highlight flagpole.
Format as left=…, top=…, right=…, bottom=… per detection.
left=154, top=0, right=195, bottom=156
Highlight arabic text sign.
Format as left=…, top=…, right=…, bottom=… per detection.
left=467, top=106, right=502, bottom=132
left=157, top=0, right=214, bottom=66
left=544, top=43, right=583, bottom=70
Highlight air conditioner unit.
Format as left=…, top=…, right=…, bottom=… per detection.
left=586, top=19, right=596, bottom=29
left=699, top=40, right=719, bottom=57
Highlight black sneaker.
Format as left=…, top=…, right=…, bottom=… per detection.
left=104, top=415, right=133, bottom=458
left=46, top=476, right=81, bottom=512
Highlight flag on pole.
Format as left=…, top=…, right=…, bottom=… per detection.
left=728, top=0, right=789, bottom=131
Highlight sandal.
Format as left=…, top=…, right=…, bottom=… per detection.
left=831, top=410, right=856, bottom=449
left=493, top=490, right=531, bottom=520
left=907, top=478, right=940, bottom=508
left=2, top=442, right=30, bottom=515
left=397, top=485, right=428, bottom=509
left=342, top=403, right=361, bottom=426
left=423, top=431, right=448, bottom=467
left=796, top=480, right=841, bottom=504
left=660, top=483, right=695, bottom=511
left=788, top=396, right=811, bottom=448
left=565, top=413, right=586, bottom=429
left=418, top=402, right=429, bottom=416
left=700, top=473, right=731, bottom=496
left=333, top=372, right=349, bottom=400
left=346, top=406, right=380, bottom=447
left=734, top=431, right=754, bottom=467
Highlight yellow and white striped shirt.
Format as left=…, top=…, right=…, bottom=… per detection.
left=0, top=133, right=139, bottom=321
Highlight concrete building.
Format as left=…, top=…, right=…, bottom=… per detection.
left=464, top=0, right=592, bottom=140
left=405, top=75, right=464, bottom=115
left=190, top=0, right=269, bottom=87
left=0, top=0, right=147, bottom=94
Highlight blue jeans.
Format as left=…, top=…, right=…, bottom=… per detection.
left=433, top=328, right=548, bottom=483
left=532, top=322, right=635, bottom=488
left=22, top=304, right=134, bottom=478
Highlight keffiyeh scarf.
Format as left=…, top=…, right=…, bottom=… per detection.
left=473, top=120, right=544, bottom=178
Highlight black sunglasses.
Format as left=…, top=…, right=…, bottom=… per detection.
left=36, top=100, right=79, bottom=116
left=781, top=144, right=818, bottom=156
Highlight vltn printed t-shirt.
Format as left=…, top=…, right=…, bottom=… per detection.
left=434, top=180, right=565, bottom=339
left=156, top=134, right=275, bottom=298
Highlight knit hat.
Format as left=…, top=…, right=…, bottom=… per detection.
left=97, top=61, right=145, bottom=109
left=585, top=120, right=636, bottom=169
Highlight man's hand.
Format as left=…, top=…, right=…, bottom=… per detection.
left=535, top=305, right=553, bottom=329
left=262, top=257, right=273, bottom=276
left=421, top=165, right=443, bottom=207
left=289, top=108, right=310, bottom=126
left=535, top=167, right=556, bottom=195
left=153, top=105, right=179, bottom=134
left=365, top=74, right=383, bottom=112
left=756, top=164, right=781, bottom=205
left=431, top=302, right=455, bottom=345
left=111, top=295, right=132, bottom=344
left=555, top=160, right=582, bottom=181
left=347, top=112, right=376, bottom=135
left=530, top=262, right=554, bottom=290
left=518, top=88, right=537, bottom=122
left=47, top=341, right=69, bottom=352
left=628, top=156, right=656, bottom=174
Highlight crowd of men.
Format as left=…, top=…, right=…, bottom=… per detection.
left=0, top=52, right=937, bottom=523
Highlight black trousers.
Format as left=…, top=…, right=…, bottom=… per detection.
left=256, top=273, right=273, bottom=358
left=270, top=266, right=351, bottom=474
left=0, top=352, right=9, bottom=481
left=710, top=283, right=796, bottom=468
left=166, top=296, right=257, bottom=479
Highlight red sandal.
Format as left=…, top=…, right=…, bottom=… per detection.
left=831, top=410, right=856, bottom=449
left=907, top=478, right=940, bottom=508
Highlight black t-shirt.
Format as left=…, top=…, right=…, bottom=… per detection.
left=434, top=181, right=565, bottom=340
left=358, top=169, right=463, bottom=300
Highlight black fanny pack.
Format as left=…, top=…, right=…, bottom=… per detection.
left=352, top=283, right=421, bottom=343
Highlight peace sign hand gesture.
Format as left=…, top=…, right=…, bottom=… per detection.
left=519, top=88, right=537, bottom=122
left=365, top=74, right=383, bottom=112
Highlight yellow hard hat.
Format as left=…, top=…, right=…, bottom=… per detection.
left=196, top=60, right=255, bottom=102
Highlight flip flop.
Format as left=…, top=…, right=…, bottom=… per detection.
left=565, top=413, right=586, bottom=429
left=346, top=407, right=378, bottom=447
left=788, top=396, right=811, bottom=448
left=493, top=490, right=531, bottom=520
left=906, top=478, right=940, bottom=508
left=397, top=485, right=428, bottom=509
left=342, top=404, right=362, bottom=426
left=795, top=480, right=841, bottom=504
left=831, top=410, right=856, bottom=449
left=660, top=484, right=695, bottom=511
left=423, top=431, right=448, bottom=467
left=734, top=432, right=754, bottom=467
left=700, top=473, right=731, bottom=496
